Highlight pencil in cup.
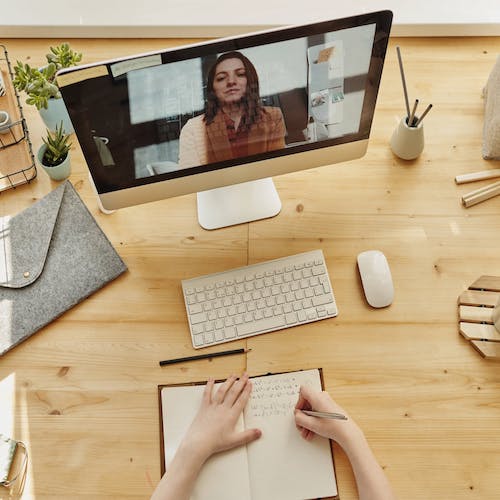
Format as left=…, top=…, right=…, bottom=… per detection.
left=396, top=46, right=411, bottom=118
left=414, top=103, right=432, bottom=127
left=408, top=99, right=419, bottom=127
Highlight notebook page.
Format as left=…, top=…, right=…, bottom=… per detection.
left=161, top=384, right=251, bottom=500
left=244, top=369, right=337, bottom=500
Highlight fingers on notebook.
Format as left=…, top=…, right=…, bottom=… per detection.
left=212, top=374, right=238, bottom=403
left=224, top=373, right=250, bottom=408
left=232, top=379, right=253, bottom=414
left=209, top=373, right=251, bottom=409
left=203, top=378, right=215, bottom=405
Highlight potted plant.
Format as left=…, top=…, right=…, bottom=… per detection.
left=36, top=122, right=72, bottom=181
left=13, top=43, right=82, bottom=133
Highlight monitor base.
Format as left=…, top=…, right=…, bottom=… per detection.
left=197, top=178, right=282, bottom=230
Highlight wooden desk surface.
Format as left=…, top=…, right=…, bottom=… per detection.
left=1, top=36, right=500, bottom=500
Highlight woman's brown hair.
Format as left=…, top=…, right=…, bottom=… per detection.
left=204, top=51, right=264, bottom=129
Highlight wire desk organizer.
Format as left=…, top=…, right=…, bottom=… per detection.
left=0, top=44, right=37, bottom=192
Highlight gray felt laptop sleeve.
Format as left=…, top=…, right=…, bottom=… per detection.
left=0, top=181, right=127, bottom=356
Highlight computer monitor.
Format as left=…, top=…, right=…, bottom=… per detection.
left=57, top=11, right=392, bottom=229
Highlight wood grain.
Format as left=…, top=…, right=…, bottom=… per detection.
left=1, top=36, right=500, bottom=500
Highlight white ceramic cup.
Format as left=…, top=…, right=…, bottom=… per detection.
left=0, top=110, right=11, bottom=134
left=390, top=117, right=424, bottom=160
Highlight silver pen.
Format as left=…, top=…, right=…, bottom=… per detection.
left=302, top=409, right=348, bottom=420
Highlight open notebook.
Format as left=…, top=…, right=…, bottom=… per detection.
left=158, top=368, right=338, bottom=500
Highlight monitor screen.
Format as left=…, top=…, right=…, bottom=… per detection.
left=57, top=11, right=392, bottom=228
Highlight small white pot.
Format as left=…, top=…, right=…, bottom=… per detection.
left=37, top=144, right=71, bottom=181
left=390, top=117, right=424, bottom=161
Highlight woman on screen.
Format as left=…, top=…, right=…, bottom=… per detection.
left=178, top=51, right=286, bottom=168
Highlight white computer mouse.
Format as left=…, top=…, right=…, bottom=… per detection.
left=357, top=250, right=394, bottom=308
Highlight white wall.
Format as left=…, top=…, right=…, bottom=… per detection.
left=2, top=0, right=500, bottom=37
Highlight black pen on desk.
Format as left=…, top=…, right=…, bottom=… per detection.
left=159, top=348, right=250, bottom=366
left=301, top=409, right=348, bottom=420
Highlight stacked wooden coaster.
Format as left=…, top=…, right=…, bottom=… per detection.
left=458, top=276, right=500, bottom=359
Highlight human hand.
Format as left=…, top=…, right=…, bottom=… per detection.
left=294, top=385, right=363, bottom=451
left=180, top=373, right=261, bottom=463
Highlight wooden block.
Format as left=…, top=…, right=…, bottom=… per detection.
left=460, top=322, right=500, bottom=341
left=470, top=340, right=500, bottom=359
left=458, top=290, right=500, bottom=307
left=469, top=276, right=500, bottom=292
left=459, top=305, right=494, bottom=324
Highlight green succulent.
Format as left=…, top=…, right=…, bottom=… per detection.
left=42, top=122, right=72, bottom=167
left=13, top=43, right=82, bottom=110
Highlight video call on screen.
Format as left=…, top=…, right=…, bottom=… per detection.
left=65, top=22, right=377, bottom=189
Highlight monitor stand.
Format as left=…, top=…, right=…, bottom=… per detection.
left=197, top=177, right=281, bottom=230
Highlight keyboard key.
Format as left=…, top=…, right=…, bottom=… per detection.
left=237, top=316, right=286, bottom=336
left=224, top=327, right=236, bottom=339
left=192, top=324, right=204, bottom=335
left=305, top=308, right=318, bottom=320
left=312, top=294, right=333, bottom=307
left=297, top=310, right=307, bottom=322
left=190, top=312, right=207, bottom=324
left=189, top=303, right=203, bottom=314
left=326, top=305, right=337, bottom=315
left=302, top=298, right=312, bottom=309
left=312, top=265, right=326, bottom=276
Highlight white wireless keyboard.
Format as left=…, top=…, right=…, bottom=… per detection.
left=181, top=249, right=338, bottom=349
